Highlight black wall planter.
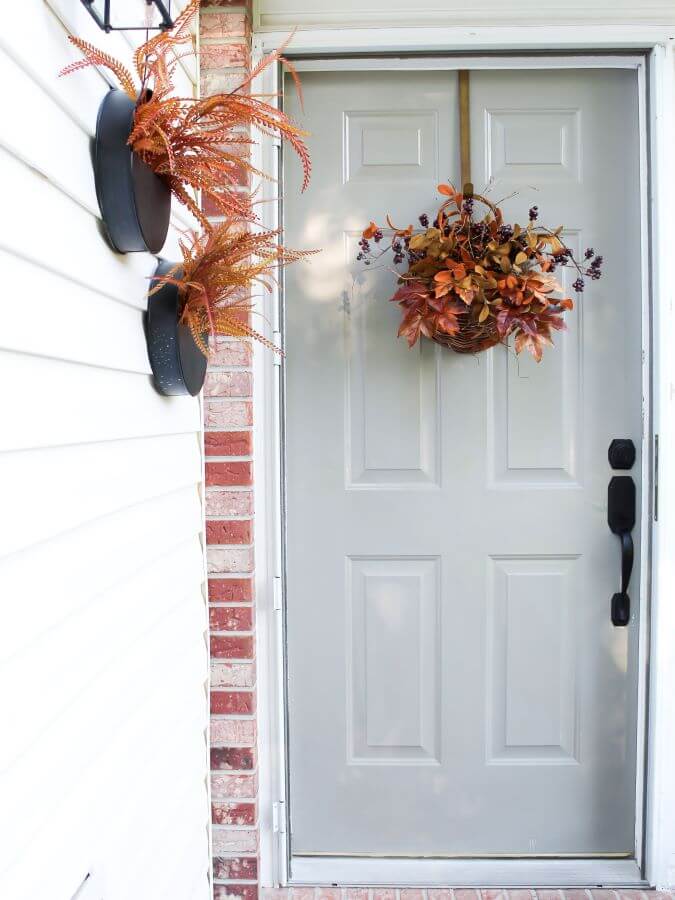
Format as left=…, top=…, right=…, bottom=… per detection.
left=146, top=260, right=207, bottom=396
left=95, top=89, right=171, bottom=253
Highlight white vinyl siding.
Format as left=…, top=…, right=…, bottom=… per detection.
left=0, top=3, right=209, bottom=899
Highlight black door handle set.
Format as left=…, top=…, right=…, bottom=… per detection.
left=607, top=439, right=636, bottom=627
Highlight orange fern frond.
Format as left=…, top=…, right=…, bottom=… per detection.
left=60, top=36, right=136, bottom=99
left=151, top=221, right=317, bottom=356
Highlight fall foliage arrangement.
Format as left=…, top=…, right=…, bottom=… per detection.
left=61, top=0, right=314, bottom=374
left=149, top=222, right=314, bottom=354
left=357, top=185, right=603, bottom=362
left=61, top=0, right=311, bottom=229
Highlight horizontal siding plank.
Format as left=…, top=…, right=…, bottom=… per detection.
left=0, top=45, right=100, bottom=217
left=0, top=250, right=151, bottom=372
left=0, top=351, right=201, bottom=451
left=0, top=432, right=202, bottom=557
left=0, top=143, right=156, bottom=309
left=0, top=487, right=203, bottom=664
left=0, top=548, right=205, bottom=771
left=0, top=600, right=207, bottom=899
left=0, top=543, right=206, bottom=802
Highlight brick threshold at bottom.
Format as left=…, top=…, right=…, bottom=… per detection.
left=259, top=890, right=674, bottom=900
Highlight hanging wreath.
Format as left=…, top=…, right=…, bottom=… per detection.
left=356, top=184, right=603, bottom=362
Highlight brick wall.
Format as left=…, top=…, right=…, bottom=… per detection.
left=200, top=4, right=257, bottom=898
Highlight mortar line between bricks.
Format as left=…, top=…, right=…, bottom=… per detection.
left=207, top=575, right=256, bottom=582
left=210, top=715, right=257, bottom=722
left=206, top=518, right=252, bottom=524
left=209, top=602, right=254, bottom=607
left=210, top=635, right=255, bottom=641
left=210, top=743, right=256, bottom=749
left=208, top=542, right=254, bottom=548
left=204, top=423, right=252, bottom=429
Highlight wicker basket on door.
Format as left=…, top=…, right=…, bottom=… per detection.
left=356, top=184, right=592, bottom=364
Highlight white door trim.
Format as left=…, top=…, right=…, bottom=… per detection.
left=250, top=34, right=675, bottom=891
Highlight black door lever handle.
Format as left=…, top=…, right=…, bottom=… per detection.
left=608, top=476, right=636, bottom=627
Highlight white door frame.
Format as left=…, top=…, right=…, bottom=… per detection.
left=250, top=30, right=675, bottom=890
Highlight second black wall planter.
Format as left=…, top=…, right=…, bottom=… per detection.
left=94, top=89, right=171, bottom=253
left=146, top=260, right=207, bottom=396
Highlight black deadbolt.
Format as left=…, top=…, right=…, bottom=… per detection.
left=608, top=438, right=636, bottom=470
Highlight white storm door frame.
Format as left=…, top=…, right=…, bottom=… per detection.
left=250, top=37, right=675, bottom=891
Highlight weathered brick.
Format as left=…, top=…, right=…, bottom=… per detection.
left=212, top=827, right=257, bottom=855
left=212, top=856, right=258, bottom=881
left=210, top=715, right=256, bottom=744
left=211, top=746, right=256, bottom=770
left=200, top=11, right=248, bottom=38
left=261, top=891, right=289, bottom=900
left=207, top=520, right=253, bottom=546
left=210, top=605, right=253, bottom=631
left=205, top=371, right=252, bottom=398
left=212, top=801, right=256, bottom=826
left=205, top=400, right=253, bottom=428
left=214, top=885, right=258, bottom=900
left=205, top=431, right=252, bottom=457
left=207, top=490, right=254, bottom=518
left=402, top=892, right=426, bottom=900
left=201, top=43, right=248, bottom=68
left=455, top=892, right=480, bottom=900
left=206, top=461, right=252, bottom=487
left=211, top=634, right=254, bottom=659
left=211, top=772, right=257, bottom=800
left=207, top=546, right=254, bottom=574
left=211, top=661, right=256, bottom=689
left=317, top=891, right=341, bottom=900
left=211, top=690, right=255, bottom=715
left=208, top=577, right=254, bottom=602
left=344, top=892, right=368, bottom=900
left=209, top=338, right=253, bottom=367
left=201, top=68, right=249, bottom=98
left=291, top=890, right=316, bottom=900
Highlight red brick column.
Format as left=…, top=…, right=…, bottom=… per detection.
left=200, top=4, right=257, bottom=898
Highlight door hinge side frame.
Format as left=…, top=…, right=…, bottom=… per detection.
left=654, top=433, right=659, bottom=521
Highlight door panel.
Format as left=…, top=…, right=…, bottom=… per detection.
left=283, top=67, right=643, bottom=858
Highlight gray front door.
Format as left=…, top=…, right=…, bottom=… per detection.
left=283, top=66, right=644, bottom=859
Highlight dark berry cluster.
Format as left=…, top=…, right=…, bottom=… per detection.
left=571, top=249, right=604, bottom=291
left=356, top=236, right=371, bottom=264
